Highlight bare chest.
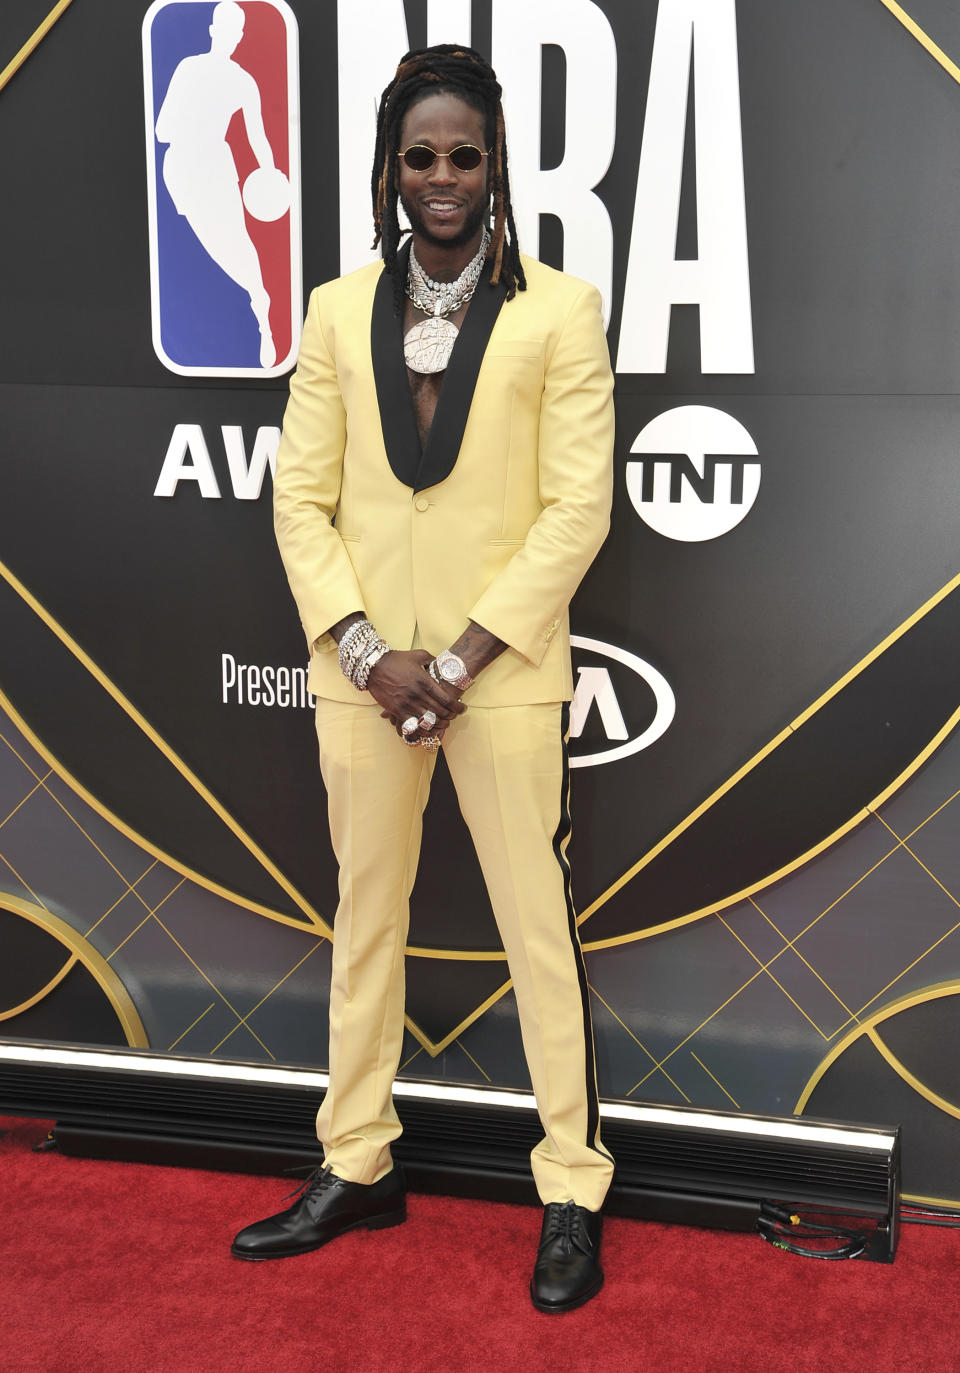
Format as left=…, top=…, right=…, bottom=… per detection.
left=403, top=296, right=470, bottom=450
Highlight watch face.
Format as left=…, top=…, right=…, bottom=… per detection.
left=439, top=657, right=461, bottom=682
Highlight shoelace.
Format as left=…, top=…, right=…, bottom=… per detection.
left=280, top=1164, right=339, bottom=1204
left=539, top=1202, right=593, bottom=1257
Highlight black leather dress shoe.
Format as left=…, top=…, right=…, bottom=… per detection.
left=530, top=1200, right=604, bottom=1313
left=231, top=1164, right=406, bottom=1260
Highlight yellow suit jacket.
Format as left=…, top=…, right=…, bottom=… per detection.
left=273, top=250, right=615, bottom=707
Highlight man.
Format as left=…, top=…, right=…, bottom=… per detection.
left=232, top=44, right=616, bottom=1314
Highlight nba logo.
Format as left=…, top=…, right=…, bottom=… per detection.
left=142, top=0, right=301, bottom=377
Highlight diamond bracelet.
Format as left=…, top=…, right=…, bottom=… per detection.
left=337, top=618, right=390, bottom=691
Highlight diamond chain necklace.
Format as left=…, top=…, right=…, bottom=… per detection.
left=403, top=228, right=491, bottom=374
left=405, top=228, right=491, bottom=318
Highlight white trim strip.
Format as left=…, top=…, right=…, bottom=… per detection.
left=0, top=1043, right=895, bottom=1153
left=600, top=1102, right=893, bottom=1151
left=0, top=1043, right=329, bottom=1090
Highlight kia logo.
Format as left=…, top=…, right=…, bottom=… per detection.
left=569, top=635, right=675, bottom=768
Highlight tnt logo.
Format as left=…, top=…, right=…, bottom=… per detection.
left=626, top=406, right=760, bottom=542
left=142, top=0, right=301, bottom=377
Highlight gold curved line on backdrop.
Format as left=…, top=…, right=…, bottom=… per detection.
left=7, top=549, right=957, bottom=972
left=402, top=1018, right=437, bottom=1055
left=0, top=560, right=331, bottom=940
left=378, top=568, right=960, bottom=1052
left=0, top=892, right=148, bottom=1046
left=878, top=1, right=960, bottom=86
left=3, top=569, right=957, bottom=1054
left=794, top=980, right=960, bottom=1114
left=1, top=693, right=449, bottom=1057
left=0, top=0, right=75, bottom=95
left=410, top=979, right=515, bottom=1056
left=405, top=945, right=509, bottom=961
left=867, top=1027, right=960, bottom=1122
left=578, top=568, right=960, bottom=952
left=0, top=568, right=451, bottom=1054
left=902, top=1191, right=960, bottom=1209
left=412, top=650, right=960, bottom=955
left=581, top=701, right=960, bottom=953
left=0, top=691, right=326, bottom=938
left=0, top=953, right=77, bottom=1020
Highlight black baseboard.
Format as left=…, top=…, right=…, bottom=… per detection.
left=1, top=1042, right=900, bottom=1260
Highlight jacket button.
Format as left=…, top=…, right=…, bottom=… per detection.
left=414, top=497, right=430, bottom=512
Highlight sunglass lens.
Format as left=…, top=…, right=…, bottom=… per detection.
left=401, top=146, right=436, bottom=171
left=450, top=146, right=483, bottom=171
left=403, top=147, right=436, bottom=172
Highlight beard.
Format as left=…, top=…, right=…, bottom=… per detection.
left=400, top=191, right=488, bottom=251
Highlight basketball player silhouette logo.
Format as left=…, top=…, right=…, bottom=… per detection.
left=143, top=0, right=301, bottom=377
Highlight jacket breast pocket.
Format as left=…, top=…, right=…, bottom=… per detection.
left=481, top=347, right=545, bottom=427
left=483, top=340, right=545, bottom=383
left=485, top=339, right=544, bottom=360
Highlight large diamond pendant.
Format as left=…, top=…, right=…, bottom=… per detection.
left=404, top=316, right=459, bottom=374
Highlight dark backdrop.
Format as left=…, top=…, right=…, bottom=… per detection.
left=2, top=0, right=960, bottom=1203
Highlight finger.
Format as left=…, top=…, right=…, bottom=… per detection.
left=420, top=684, right=464, bottom=718
left=405, top=693, right=452, bottom=723
left=408, top=670, right=460, bottom=706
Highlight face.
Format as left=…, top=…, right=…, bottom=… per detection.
left=397, top=92, right=490, bottom=253
left=210, top=2, right=245, bottom=53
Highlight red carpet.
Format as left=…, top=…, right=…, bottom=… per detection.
left=2, top=1115, right=958, bottom=1372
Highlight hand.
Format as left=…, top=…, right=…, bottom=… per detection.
left=387, top=717, right=451, bottom=750
left=367, top=650, right=464, bottom=737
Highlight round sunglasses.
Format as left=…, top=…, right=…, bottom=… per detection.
left=398, top=143, right=489, bottom=173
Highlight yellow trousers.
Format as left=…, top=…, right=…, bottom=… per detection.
left=314, top=698, right=614, bottom=1211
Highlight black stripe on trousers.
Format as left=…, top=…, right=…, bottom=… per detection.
left=551, top=702, right=610, bottom=1161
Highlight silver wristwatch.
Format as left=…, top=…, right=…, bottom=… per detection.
left=433, top=649, right=474, bottom=692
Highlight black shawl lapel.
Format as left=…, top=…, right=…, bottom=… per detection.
left=371, top=243, right=421, bottom=489
left=370, top=241, right=507, bottom=493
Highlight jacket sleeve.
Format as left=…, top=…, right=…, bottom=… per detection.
left=273, top=286, right=365, bottom=651
left=467, top=282, right=615, bottom=665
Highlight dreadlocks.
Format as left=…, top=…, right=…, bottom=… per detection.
left=371, top=44, right=526, bottom=305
